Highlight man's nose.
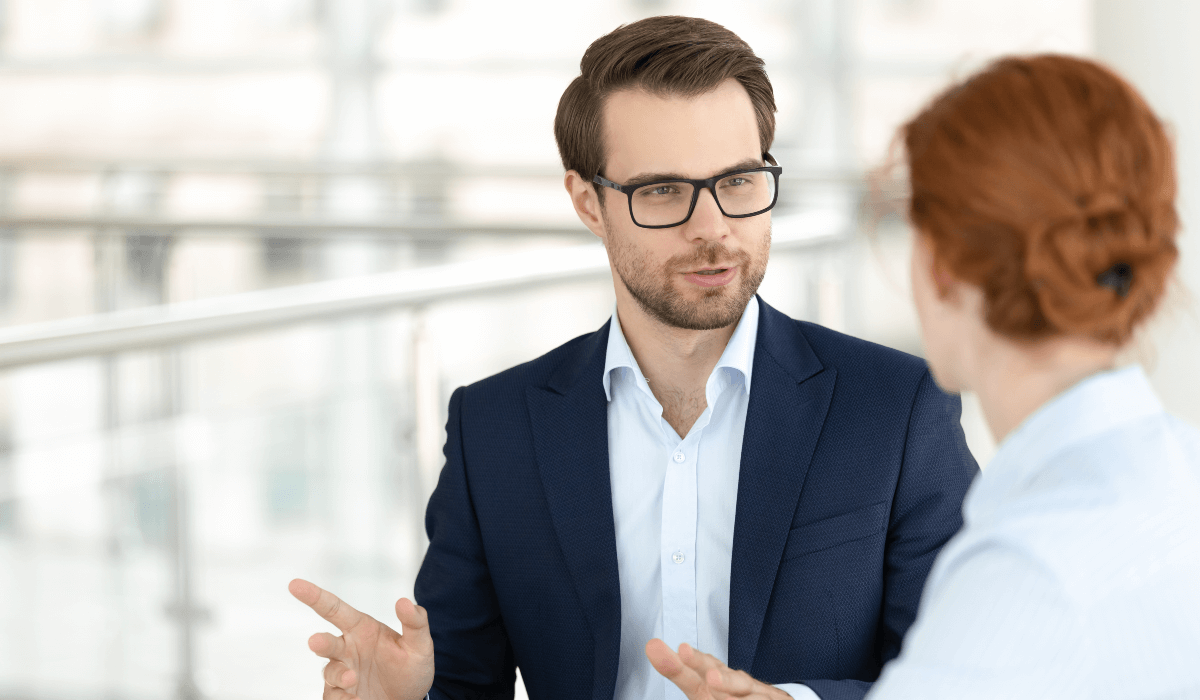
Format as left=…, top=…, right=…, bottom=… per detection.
left=684, top=187, right=730, bottom=242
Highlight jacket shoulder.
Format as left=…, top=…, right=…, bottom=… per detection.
left=792, top=318, right=930, bottom=394
left=459, top=324, right=606, bottom=401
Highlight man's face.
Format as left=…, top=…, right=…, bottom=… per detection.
left=597, top=78, right=771, bottom=331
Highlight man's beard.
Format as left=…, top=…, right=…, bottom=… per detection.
left=608, top=228, right=770, bottom=331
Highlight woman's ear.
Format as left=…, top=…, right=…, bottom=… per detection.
left=915, top=233, right=959, bottom=300
left=931, top=257, right=959, bottom=299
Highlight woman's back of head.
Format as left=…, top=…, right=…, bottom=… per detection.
left=873, top=58, right=1200, bottom=700
left=904, top=54, right=1179, bottom=346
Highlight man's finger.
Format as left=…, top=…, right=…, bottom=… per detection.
left=323, top=683, right=358, bottom=700
left=395, top=598, right=429, bottom=632
left=308, top=632, right=346, bottom=660
left=290, top=578, right=365, bottom=632
left=678, top=643, right=724, bottom=676
left=677, top=644, right=739, bottom=699
left=646, top=638, right=704, bottom=698
left=323, top=660, right=356, bottom=690
left=395, top=598, right=434, bottom=654
left=708, top=667, right=763, bottom=697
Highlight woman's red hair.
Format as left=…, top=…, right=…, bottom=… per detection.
left=903, top=54, right=1178, bottom=345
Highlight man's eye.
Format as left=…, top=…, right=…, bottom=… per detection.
left=642, top=185, right=679, bottom=196
left=723, top=177, right=748, bottom=187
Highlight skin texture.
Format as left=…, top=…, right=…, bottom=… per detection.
left=639, top=234, right=1129, bottom=700
left=288, top=75, right=1124, bottom=700
left=909, top=233, right=1120, bottom=443
left=288, top=578, right=435, bottom=700
left=645, top=639, right=792, bottom=700
left=565, top=78, right=772, bottom=438
left=290, top=78, right=775, bottom=700
left=564, top=77, right=780, bottom=699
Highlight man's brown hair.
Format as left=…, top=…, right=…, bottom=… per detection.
left=554, top=15, right=777, bottom=194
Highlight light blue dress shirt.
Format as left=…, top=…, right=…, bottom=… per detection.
left=604, top=298, right=816, bottom=700
left=869, top=365, right=1200, bottom=699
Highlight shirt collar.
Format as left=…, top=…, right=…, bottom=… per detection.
left=713, top=295, right=759, bottom=394
left=603, top=296, right=760, bottom=402
left=971, top=364, right=1163, bottom=514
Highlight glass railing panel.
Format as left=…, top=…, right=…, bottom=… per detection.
left=0, top=218, right=851, bottom=699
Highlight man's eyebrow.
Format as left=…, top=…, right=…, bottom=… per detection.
left=622, top=157, right=766, bottom=188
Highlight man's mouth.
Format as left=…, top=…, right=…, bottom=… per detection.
left=683, top=265, right=739, bottom=288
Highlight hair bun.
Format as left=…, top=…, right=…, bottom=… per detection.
left=1024, top=199, right=1173, bottom=342
left=1077, top=190, right=1126, bottom=218
left=903, top=54, right=1179, bottom=345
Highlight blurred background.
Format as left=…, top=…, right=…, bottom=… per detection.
left=0, top=1, right=1196, bottom=699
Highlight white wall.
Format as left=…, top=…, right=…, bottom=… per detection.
left=1095, top=0, right=1200, bottom=427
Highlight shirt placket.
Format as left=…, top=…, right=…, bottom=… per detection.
left=659, top=374, right=724, bottom=666
left=660, top=430, right=698, bottom=660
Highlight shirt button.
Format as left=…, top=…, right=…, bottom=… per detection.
left=672, top=551, right=685, bottom=564
left=672, top=451, right=685, bottom=463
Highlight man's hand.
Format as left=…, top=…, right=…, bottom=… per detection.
left=646, top=639, right=793, bottom=700
left=289, top=578, right=435, bottom=700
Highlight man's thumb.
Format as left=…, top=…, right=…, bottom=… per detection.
left=395, top=598, right=430, bottom=637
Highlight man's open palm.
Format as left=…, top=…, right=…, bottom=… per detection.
left=289, top=578, right=434, bottom=700
left=646, top=639, right=793, bottom=700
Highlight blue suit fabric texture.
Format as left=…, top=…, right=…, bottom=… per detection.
left=414, top=297, right=979, bottom=700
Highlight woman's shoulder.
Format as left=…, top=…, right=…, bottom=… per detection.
left=993, top=408, right=1200, bottom=511
left=1163, top=412, right=1200, bottom=469
left=961, top=411, right=1200, bottom=606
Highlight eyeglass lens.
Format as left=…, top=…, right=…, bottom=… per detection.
left=631, top=170, right=777, bottom=227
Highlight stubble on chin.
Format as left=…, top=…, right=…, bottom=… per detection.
left=608, top=227, right=770, bottom=332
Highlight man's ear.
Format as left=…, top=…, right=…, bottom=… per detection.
left=564, top=170, right=606, bottom=240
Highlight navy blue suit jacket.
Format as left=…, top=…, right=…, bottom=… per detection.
left=414, top=298, right=978, bottom=700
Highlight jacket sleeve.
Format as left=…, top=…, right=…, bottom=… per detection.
left=802, top=369, right=980, bottom=700
left=414, top=387, right=517, bottom=700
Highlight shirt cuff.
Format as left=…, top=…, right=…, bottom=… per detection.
left=774, top=683, right=820, bottom=700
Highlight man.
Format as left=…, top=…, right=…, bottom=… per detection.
left=290, top=15, right=977, bottom=700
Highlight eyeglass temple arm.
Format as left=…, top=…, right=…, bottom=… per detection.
left=592, top=175, right=624, bottom=192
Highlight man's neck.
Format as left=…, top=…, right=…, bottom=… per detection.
left=615, top=293, right=742, bottom=438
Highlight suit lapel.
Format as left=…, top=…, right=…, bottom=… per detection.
left=728, top=299, right=836, bottom=672
left=526, top=323, right=621, bottom=700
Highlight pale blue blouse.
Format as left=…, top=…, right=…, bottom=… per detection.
left=869, top=365, right=1200, bottom=699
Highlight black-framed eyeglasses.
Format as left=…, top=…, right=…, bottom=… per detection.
left=593, top=153, right=782, bottom=229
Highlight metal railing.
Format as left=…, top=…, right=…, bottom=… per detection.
left=0, top=208, right=846, bottom=367
left=0, top=207, right=849, bottom=700
left=0, top=158, right=863, bottom=246
left=0, top=215, right=591, bottom=240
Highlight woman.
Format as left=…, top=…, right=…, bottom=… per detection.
left=868, top=52, right=1200, bottom=699
left=648, top=54, right=1200, bottom=698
